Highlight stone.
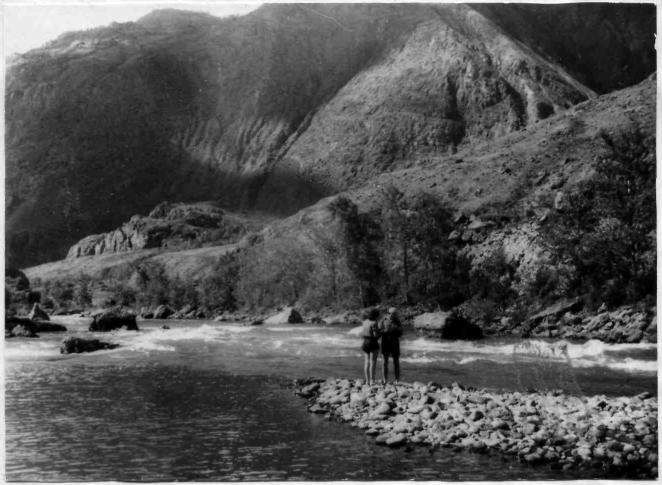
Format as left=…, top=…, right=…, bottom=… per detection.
left=524, top=452, right=543, bottom=464
left=413, top=312, right=482, bottom=340
left=154, top=305, right=174, bottom=319
left=529, top=298, right=583, bottom=325
left=264, top=307, right=304, bottom=324
left=491, top=419, right=510, bottom=430
left=61, top=337, right=119, bottom=354
left=469, top=410, right=485, bottom=421
left=554, top=191, right=568, bottom=210
left=577, top=446, right=592, bottom=461
left=10, top=324, right=38, bottom=338
left=373, top=403, right=392, bottom=415
left=32, top=320, right=67, bottom=332
left=28, top=303, right=49, bottom=321
left=386, top=433, right=407, bottom=447
left=5, top=316, right=66, bottom=337
left=408, top=403, right=426, bottom=414
left=89, top=307, right=138, bottom=331
left=375, top=434, right=390, bottom=445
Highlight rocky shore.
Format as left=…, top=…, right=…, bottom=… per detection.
left=294, top=378, right=657, bottom=479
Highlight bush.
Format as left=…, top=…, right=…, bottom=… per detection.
left=197, top=254, right=239, bottom=312
left=236, top=236, right=315, bottom=309
left=541, top=127, right=655, bottom=309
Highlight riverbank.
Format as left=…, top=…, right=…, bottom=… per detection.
left=294, top=378, right=658, bottom=479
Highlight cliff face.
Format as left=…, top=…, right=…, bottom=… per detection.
left=6, top=4, right=656, bottom=267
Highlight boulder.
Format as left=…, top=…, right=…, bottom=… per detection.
left=528, top=298, right=583, bottom=325
left=386, top=433, right=408, bottom=447
left=139, top=307, right=154, bottom=319
left=31, top=320, right=67, bottom=332
left=154, top=305, right=174, bottom=319
left=5, top=316, right=66, bottom=336
left=413, top=312, right=482, bottom=340
left=264, top=307, right=304, bottom=324
left=61, top=337, right=119, bottom=354
left=28, top=303, right=50, bottom=321
left=89, top=307, right=138, bottom=331
left=10, top=324, right=38, bottom=338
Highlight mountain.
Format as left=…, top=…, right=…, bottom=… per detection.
left=5, top=3, right=656, bottom=267
left=26, top=74, right=656, bottom=286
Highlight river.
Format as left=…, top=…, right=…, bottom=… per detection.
left=5, top=318, right=657, bottom=481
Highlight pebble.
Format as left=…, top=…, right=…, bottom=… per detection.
left=295, top=378, right=657, bottom=478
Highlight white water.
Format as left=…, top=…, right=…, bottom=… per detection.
left=7, top=319, right=656, bottom=376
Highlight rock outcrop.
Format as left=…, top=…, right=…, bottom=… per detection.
left=295, top=378, right=658, bottom=479
left=61, top=337, right=119, bottom=354
left=555, top=306, right=656, bottom=343
left=89, top=307, right=139, bottom=331
left=264, top=307, right=304, bottom=324
left=414, top=312, right=483, bottom=340
left=5, top=316, right=67, bottom=337
left=153, top=305, right=174, bottom=320
left=66, top=201, right=247, bottom=258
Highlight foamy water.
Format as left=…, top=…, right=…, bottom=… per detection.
left=6, top=320, right=656, bottom=376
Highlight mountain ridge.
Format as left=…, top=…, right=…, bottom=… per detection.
left=6, top=3, right=656, bottom=267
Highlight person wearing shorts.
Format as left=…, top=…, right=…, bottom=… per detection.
left=379, top=307, right=402, bottom=384
left=360, top=308, right=381, bottom=385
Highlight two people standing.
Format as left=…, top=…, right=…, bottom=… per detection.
left=360, top=307, right=402, bottom=385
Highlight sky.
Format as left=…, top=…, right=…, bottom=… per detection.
left=3, top=1, right=260, bottom=57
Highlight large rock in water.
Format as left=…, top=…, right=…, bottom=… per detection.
left=414, top=312, right=483, bottom=340
left=5, top=316, right=67, bottom=337
left=28, top=303, right=50, bottom=321
left=154, top=305, right=174, bottom=319
left=265, top=307, right=304, bottom=324
left=61, top=337, right=119, bottom=354
left=89, top=307, right=138, bottom=331
left=8, top=323, right=38, bottom=338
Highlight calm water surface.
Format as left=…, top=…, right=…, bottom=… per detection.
left=5, top=318, right=657, bottom=481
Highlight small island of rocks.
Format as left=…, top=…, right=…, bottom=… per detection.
left=295, top=378, right=657, bottom=479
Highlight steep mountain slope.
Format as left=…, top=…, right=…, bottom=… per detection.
left=256, top=4, right=595, bottom=211
left=6, top=4, right=655, bottom=267
left=26, top=75, right=655, bottom=287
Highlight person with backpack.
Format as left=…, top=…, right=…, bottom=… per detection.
left=379, top=307, right=402, bottom=384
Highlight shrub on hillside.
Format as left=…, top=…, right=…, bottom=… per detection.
left=540, top=126, right=655, bottom=308
left=236, top=236, right=315, bottom=309
left=329, top=196, right=384, bottom=307
left=196, top=254, right=240, bottom=312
